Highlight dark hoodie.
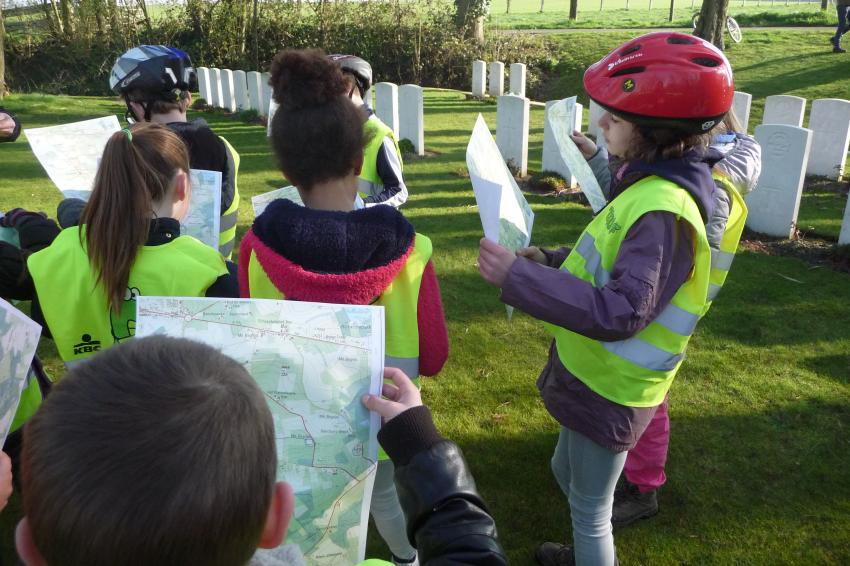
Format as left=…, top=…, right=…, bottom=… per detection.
left=501, top=152, right=717, bottom=452
left=239, top=200, right=448, bottom=376
left=167, top=119, right=236, bottom=215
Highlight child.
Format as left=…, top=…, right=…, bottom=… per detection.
left=18, top=124, right=236, bottom=368
left=16, top=336, right=505, bottom=565
left=240, top=49, right=448, bottom=566
left=610, top=109, right=761, bottom=529
left=328, top=54, right=408, bottom=208
left=105, top=45, right=241, bottom=258
left=477, top=32, right=747, bottom=565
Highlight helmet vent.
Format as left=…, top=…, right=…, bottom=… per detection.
left=692, top=57, right=720, bottom=67
left=620, top=45, right=641, bottom=56
left=667, top=36, right=695, bottom=45
left=610, top=66, right=645, bottom=77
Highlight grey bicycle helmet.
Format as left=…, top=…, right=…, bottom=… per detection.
left=327, top=54, right=372, bottom=97
left=109, top=45, right=197, bottom=121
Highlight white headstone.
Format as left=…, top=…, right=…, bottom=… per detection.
left=197, top=67, right=212, bottom=102
left=247, top=71, right=263, bottom=114
left=233, top=70, right=249, bottom=111
left=542, top=100, right=583, bottom=188
left=762, top=95, right=806, bottom=127
left=496, top=94, right=529, bottom=177
left=745, top=124, right=813, bottom=239
left=210, top=68, right=223, bottom=108
left=374, top=82, right=400, bottom=139
left=731, top=91, right=752, bottom=133
left=399, top=84, right=425, bottom=156
left=261, top=72, right=272, bottom=119
left=489, top=62, right=505, bottom=98
left=472, top=60, right=487, bottom=98
left=509, top=63, right=527, bottom=98
left=587, top=99, right=606, bottom=147
left=806, top=98, right=850, bottom=180
left=220, top=70, right=236, bottom=112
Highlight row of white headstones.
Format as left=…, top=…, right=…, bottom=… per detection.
left=473, top=59, right=850, bottom=245
left=196, top=64, right=850, bottom=245
left=195, top=67, right=427, bottom=156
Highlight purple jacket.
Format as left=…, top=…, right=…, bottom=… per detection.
left=502, top=152, right=717, bottom=452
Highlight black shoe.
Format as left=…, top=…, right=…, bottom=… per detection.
left=535, top=543, right=575, bottom=566
left=834, top=46, right=847, bottom=53
left=612, top=480, right=659, bottom=529
left=535, top=542, right=620, bottom=566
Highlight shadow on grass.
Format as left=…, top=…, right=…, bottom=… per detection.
left=454, top=398, right=850, bottom=564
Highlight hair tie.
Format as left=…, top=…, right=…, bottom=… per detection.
left=122, top=128, right=133, bottom=142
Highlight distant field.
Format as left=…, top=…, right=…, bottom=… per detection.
left=489, top=0, right=836, bottom=29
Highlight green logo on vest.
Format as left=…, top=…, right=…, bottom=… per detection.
left=605, top=207, right=622, bottom=233
left=73, top=334, right=101, bottom=356
left=110, top=287, right=140, bottom=343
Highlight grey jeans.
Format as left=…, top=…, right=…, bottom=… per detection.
left=371, top=459, right=416, bottom=561
left=551, top=426, right=627, bottom=566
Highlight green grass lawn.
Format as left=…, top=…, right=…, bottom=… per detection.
left=488, top=0, right=836, bottom=29
left=1, top=41, right=849, bottom=563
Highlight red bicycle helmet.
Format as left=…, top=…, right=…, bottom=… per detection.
left=584, top=32, right=734, bottom=133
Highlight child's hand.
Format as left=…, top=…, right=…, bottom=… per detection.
left=478, top=238, right=517, bottom=288
left=516, top=246, right=546, bottom=265
left=362, top=367, right=423, bottom=423
left=570, top=130, right=597, bottom=159
left=0, top=452, right=12, bottom=512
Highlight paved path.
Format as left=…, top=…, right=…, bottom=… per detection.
left=496, top=26, right=835, bottom=35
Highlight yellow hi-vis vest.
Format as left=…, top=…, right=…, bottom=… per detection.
left=246, top=232, right=432, bottom=460
left=218, top=136, right=241, bottom=260
left=706, top=175, right=748, bottom=305
left=28, top=226, right=228, bottom=367
left=358, top=115, right=403, bottom=200
left=246, top=233, right=431, bottom=381
left=545, top=175, right=744, bottom=407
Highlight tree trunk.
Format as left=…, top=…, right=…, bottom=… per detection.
left=137, top=0, right=153, bottom=33
left=540, top=0, right=545, bottom=12
left=506, top=0, right=510, bottom=13
left=694, top=0, right=729, bottom=50
left=569, top=0, right=578, bottom=20
left=669, top=0, right=675, bottom=22
left=454, top=0, right=486, bottom=45
left=821, top=0, right=828, bottom=9
left=60, top=0, right=75, bottom=39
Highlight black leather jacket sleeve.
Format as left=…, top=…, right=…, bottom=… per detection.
left=378, top=406, right=508, bottom=565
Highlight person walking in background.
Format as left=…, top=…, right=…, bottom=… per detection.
left=831, top=0, right=850, bottom=53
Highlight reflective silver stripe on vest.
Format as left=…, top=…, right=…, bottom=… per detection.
left=219, top=210, right=238, bottom=233
left=575, top=234, right=611, bottom=288
left=219, top=239, right=235, bottom=259
left=385, top=356, right=419, bottom=379
left=602, top=338, right=684, bottom=372
left=711, top=250, right=735, bottom=271
left=24, top=368, right=34, bottom=387
left=708, top=284, right=722, bottom=301
left=653, top=303, right=699, bottom=337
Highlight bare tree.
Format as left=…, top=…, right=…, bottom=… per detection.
left=693, top=0, right=730, bottom=50
left=569, top=0, right=577, bottom=20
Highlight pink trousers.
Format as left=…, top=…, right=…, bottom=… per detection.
left=623, top=397, right=669, bottom=493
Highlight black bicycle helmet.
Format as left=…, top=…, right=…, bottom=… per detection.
left=327, top=54, right=372, bottom=97
left=109, top=45, right=198, bottom=122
